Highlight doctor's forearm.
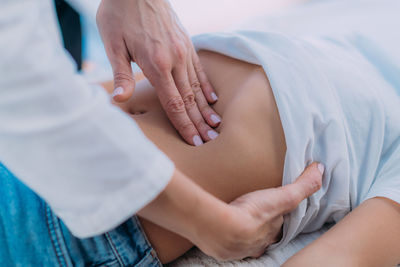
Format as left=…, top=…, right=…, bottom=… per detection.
left=138, top=168, right=230, bottom=249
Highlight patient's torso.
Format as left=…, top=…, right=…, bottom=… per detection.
left=109, top=51, right=287, bottom=263
left=103, top=1, right=400, bottom=260
left=188, top=5, right=400, bottom=247
left=126, top=51, right=286, bottom=202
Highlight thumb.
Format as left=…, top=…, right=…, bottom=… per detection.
left=275, top=162, right=324, bottom=215
left=110, top=57, right=136, bottom=102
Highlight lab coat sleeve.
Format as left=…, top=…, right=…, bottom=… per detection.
left=0, top=0, right=174, bottom=238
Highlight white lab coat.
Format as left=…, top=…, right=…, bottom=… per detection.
left=0, top=0, right=174, bottom=238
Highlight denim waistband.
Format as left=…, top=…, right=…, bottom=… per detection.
left=0, top=162, right=162, bottom=267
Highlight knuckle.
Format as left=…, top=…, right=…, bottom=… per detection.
left=105, top=37, right=128, bottom=61
left=182, top=93, right=196, bottom=108
left=198, top=103, right=212, bottom=116
left=113, top=72, right=133, bottom=84
left=151, top=52, right=171, bottom=73
left=165, top=96, right=186, bottom=114
left=193, top=59, right=205, bottom=73
left=196, top=121, right=209, bottom=133
left=109, top=42, right=125, bottom=58
left=191, top=81, right=202, bottom=94
left=172, top=41, right=187, bottom=62
left=178, top=121, right=196, bottom=134
left=310, top=177, right=322, bottom=193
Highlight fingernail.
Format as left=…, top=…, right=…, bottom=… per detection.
left=207, top=130, right=219, bottom=140
left=318, top=163, right=325, bottom=175
left=210, top=114, right=221, bottom=124
left=211, top=92, right=218, bottom=101
left=112, top=87, right=124, bottom=98
left=193, top=135, right=203, bottom=146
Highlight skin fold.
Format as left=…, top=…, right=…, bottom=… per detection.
left=105, top=51, right=400, bottom=265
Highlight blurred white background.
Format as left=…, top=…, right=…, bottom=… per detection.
left=80, top=0, right=306, bottom=82
left=170, top=0, right=306, bottom=35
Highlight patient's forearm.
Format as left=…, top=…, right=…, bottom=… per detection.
left=283, top=197, right=400, bottom=267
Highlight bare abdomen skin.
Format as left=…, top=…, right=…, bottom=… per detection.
left=110, top=50, right=286, bottom=263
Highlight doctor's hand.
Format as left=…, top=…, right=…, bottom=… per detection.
left=196, top=162, right=325, bottom=261
left=140, top=163, right=324, bottom=262
left=97, top=0, right=221, bottom=146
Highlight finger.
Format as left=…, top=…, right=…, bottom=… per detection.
left=156, top=72, right=203, bottom=146
left=192, top=47, right=218, bottom=103
left=275, top=162, right=324, bottom=215
left=187, top=57, right=222, bottom=128
left=111, top=60, right=136, bottom=102
left=172, top=65, right=219, bottom=142
left=103, top=41, right=135, bottom=102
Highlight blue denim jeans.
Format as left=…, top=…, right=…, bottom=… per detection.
left=0, top=162, right=162, bottom=267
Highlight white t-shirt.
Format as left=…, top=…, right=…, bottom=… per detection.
left=0, top=0, right=174, bottom=238
left=194, top=0, right=400, bottom=248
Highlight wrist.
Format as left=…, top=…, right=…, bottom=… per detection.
left=190, top=191, right=233, bottom=244
left=138, top=168, right=229, bottom=243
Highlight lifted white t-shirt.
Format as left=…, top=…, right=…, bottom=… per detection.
left=193, top=0, right=400, bottom=248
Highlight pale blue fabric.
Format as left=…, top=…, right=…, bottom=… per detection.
left=193, top=0, right=400, bottom=248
